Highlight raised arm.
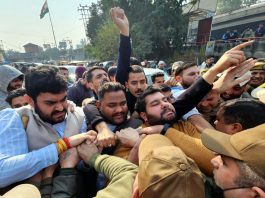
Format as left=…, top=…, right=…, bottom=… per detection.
left=110, top=7, right=131, bottom=85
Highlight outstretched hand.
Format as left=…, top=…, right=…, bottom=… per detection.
left=213, top=58, right=256, bottom=93
left=212, top=41, right=253, bottom=74
left=203, top=41, right=253, bottom=85
left=110, top=7, right=129, bottom=36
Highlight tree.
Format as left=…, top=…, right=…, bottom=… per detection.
left=86, top=21, right=119, bottom=60
left=85, top=0, right=190, bottom=60
left=86, top=3, right=104, bottom=45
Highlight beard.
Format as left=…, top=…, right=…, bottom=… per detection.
left=147, top=107, right=176, bottom=125
left=34, top=103, right=67, bottom=125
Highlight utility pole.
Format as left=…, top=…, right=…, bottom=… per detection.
left=78, top=4, right=90, bottom=39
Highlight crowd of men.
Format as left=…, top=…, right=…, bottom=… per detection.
left=221, top=23, right=265, bottom=41
left=1, top=7, right=265, bottom=198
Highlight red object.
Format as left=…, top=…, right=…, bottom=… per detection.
left=63, top=137, right=72, bottom=149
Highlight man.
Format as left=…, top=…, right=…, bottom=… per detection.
left=221, top=82, right=251, bottom=101
left=200, top=55, right=215, bottom=70
left=124, top=65, right=148, bottom=114
left=67, top=71, right=94, bottom=106
left=84, top=82, right=142, bottom=160
left=107, top=66, right=117, bottom=82
left=151, top=72, right=165, bottom=86
left=0, top=67, right=90, bottom=191
left=214, top=99, right=265, bottom=134
left=198, top=58, right=255, bottom=125
left=201, top=124, right=265, bottom=198
left=135, top=86, right=215, bottom=176
left=45, top=128, right=204, bottom=198
left=174, top=62, right=200, bottom=89
left=5, top=88, right=28, bottom=108
left=86, top=66, right=110, bottom=99
left=247, top=60, right=265, bottom=93
left=134, top=44, right=257, bottom=175
left=255, top=23, right=265, bottom=37
left=197, top=90, right=222, bottom=126
left=58, top=66, right=74, bottom=86
left=0, top=65, right=24, bottom=110
left=75, top=66, right=86, bottom=81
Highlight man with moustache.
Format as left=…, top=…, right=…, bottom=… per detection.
left=84, top=82, right=142, bottom=157
left=247, top=60, right=265, bottom=93
left=0, top=67, right=90, bottom=191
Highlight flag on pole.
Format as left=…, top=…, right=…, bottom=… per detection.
left=40, top=0, right=49, bottom=19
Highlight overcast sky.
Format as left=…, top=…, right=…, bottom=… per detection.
left=0, top=0, right=97, bottom=52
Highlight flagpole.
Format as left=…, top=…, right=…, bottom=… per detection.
left=48, top=11, right=58, bottom=48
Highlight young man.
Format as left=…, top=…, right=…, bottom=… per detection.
left=5, top=88, right=28, bottom=108
left=84, top=82, right=142, bottom=160
left=151, top=72, right=165, bottom=86
left=43, top=129, right=204, bottom=198
left=214, top=99, right=265, bottom=134
left=0, top=65, right=24, bottom=110
left=200, top=55, right=215, bottom=70
left=202, top=124, right=265, bottom=198
left=0, top=67, right=90, bottom=191
left=247, top=60, right=265, bottom=93
left=67, top=71, right=94, bottom=106
left=174, top=62, right=200, bottom=89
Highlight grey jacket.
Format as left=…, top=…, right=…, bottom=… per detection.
left=0, top=65, right=23, bottom=110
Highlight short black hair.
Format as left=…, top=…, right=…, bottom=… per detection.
left=86, top=66, right=106, bottom=82
left=98, top=82, right=125, bottom=100
left=108, top=66, right=117, bottom=77
left=220, top=99, right=265, bottom=130
left=5, top=88, right=26, bottom=105
left=151, top=72, right=164, bottom=83
left=135, top=86, right=162, bottom=113
left=130, top=57, right=141, bottom=66
left=126, top=65, right=146, bottom=82
left=205, top=55, right=214, bottom=60
left=175, top=62, right=197, bottom=76
left=25, top=67, right=67, bottom=101
left=159, top=84, right=171, bottom=93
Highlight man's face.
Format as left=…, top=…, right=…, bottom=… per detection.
left=211, top=155, right=246, bottom=198
left=59, top=69, right=69, bottom=79
left=99, top=90, right=128, bottom=125
left=197, top=91, right=220, bottom=113
left=11, top=96, right=28, bottom=108
left=178, top=66, right=200, bottom=88
left=162, top=91, right=175, bottom=104
left=214, top=108, right=234, bottom=134
left=249, top=70, right=265, bottom=87
left=126, top=72, right=147, bottom=97
left=32, top=91, right=68, bottom=124
left=8, top=77, right=23, bottom=91
left=153, top=76, right=164, bottom=86
left=221, top=85, right=246, bottom=101
left=206, top=57, right=215, bottom=65
left=141, top=92, right=176, bottom=125
left=89, top=69, right=110, bottom=93
left=158, top=63, right=165, bottom=69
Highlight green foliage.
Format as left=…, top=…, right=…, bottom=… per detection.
left=86, top=3, right=104, bottom=45
left=85, top=0, right=190, bottom=60
left=87, top=21, right=119, bottom=61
